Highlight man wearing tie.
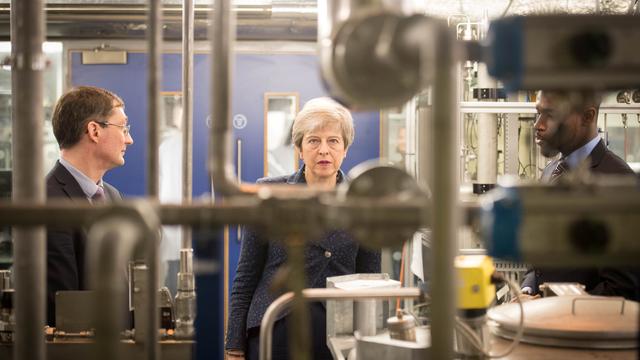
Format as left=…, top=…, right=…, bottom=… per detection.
left=520, top=90, right=638, bottom=301
left=46, top=86, right=134, bottom=325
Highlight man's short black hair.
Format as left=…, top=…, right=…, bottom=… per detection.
left=538, top=90, right=602, bottom=116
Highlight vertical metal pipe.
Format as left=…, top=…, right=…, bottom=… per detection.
left=236, top=139, right=242, bottom=182
left=88, top=219, right=141, bottom=360
left=10, top=1, right=46, bottom=360
left=145, top=231, right=160, bottom=360
left=429, top=23, right=458, bottom=360
left=211, top=0, right=241, bottom=196
left=147, top=0, right=161, bottom=359
left=181, top=0, right=194, bottom=249
left=286, top=235, right=310, bottom=360
left=476, top=63, right=498, bottom=186
left=148, top=0, right=162, bottom=199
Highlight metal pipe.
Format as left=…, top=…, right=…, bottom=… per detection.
left=85, top=204, right=160, bottom=360
left=0, top=3, right=318, bottom=42
left=259, top=288, right=423, bottom=360
left=476, top=63, right=498, bottom=187
left=236, top=139, right=242, bottom=182
left=87, top=218, right=142, bottom=360
left=286, top=236, right=310, bottom=360
left=210, top=0, right=242, bottom=196
left=181, top=0, right=194, bottom=250
left=0, top=201, right=257, bottom=226
left=0, top=197, right=478, bottom=228
left=148, top=0, right=162, bottom=199
left=146, top=1, right=162, bottom=357
left=429, top=23, right=459, bottom=360
left=10, top=1, right=46, bottom=360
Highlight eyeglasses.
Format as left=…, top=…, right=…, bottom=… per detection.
left=97, top=121, right=131, bottom=136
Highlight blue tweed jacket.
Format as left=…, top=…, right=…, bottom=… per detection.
left=225, top=165, right=382, bottom=351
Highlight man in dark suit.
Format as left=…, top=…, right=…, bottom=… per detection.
left=46, top=86, right=133, bottom=326
left=521, top=90, right=639, bottom=301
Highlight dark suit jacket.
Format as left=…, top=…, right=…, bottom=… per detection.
left=46, top=160, right=122, bottom=326
left=225, top=166, right=382, bottom=351
left=522, top=140, right=639, bottom=300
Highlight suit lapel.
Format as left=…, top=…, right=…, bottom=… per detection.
left=588, top=139, right=607, bottom=170
left=103, top=182, right=122, bottom=201
left=52, top=161, right=90, bottom=204
left=541, top=139, right=607, bottom=182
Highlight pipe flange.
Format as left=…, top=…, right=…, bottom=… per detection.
left=337, top=160, right=429, bottom=248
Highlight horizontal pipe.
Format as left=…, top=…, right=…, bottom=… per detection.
left=0, top=3, right=315, bottom=20
left=0, top=199, right=481, bottom=228
left=260, top=288, right=423, bottom=360
left=0, top=201, right=261, bottom=227
left=0, top=3, right=317, bottom=41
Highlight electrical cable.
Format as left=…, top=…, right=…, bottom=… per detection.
left=454, top=275, right=525, bottom=358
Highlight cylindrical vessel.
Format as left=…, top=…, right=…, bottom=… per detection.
left=475, top=63, right=498, bottom=188
left=355, top=299, right=377, bottom=336
left=387, top=311, right=416, bottom=341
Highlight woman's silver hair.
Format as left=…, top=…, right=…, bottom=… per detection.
left=292, top=97, right=355, bottom=149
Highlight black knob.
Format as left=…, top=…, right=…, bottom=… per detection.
left=569, top=30, right=612, bottom=68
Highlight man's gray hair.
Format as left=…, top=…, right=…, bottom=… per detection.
left=292, top=97, right=355, bottom=149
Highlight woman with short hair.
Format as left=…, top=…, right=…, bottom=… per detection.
left=225, top=97, right=381, bottom=360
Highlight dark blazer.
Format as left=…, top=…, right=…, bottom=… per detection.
left=46, top=160, right=122, bottom=326
left=225, top=166, right=382, bottom=352
left=522, top=139, right=639, bottom=300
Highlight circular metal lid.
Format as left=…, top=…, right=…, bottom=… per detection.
left=488, top=295, right=639, bottom=349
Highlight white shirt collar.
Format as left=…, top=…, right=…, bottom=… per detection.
left=563, top=135, right=601, bottom=169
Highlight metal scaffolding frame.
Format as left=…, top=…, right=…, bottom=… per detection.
left=3, top=0, right=465, bottom=359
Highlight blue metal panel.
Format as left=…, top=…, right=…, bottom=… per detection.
left=71, top=52, right=213, bottom=197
